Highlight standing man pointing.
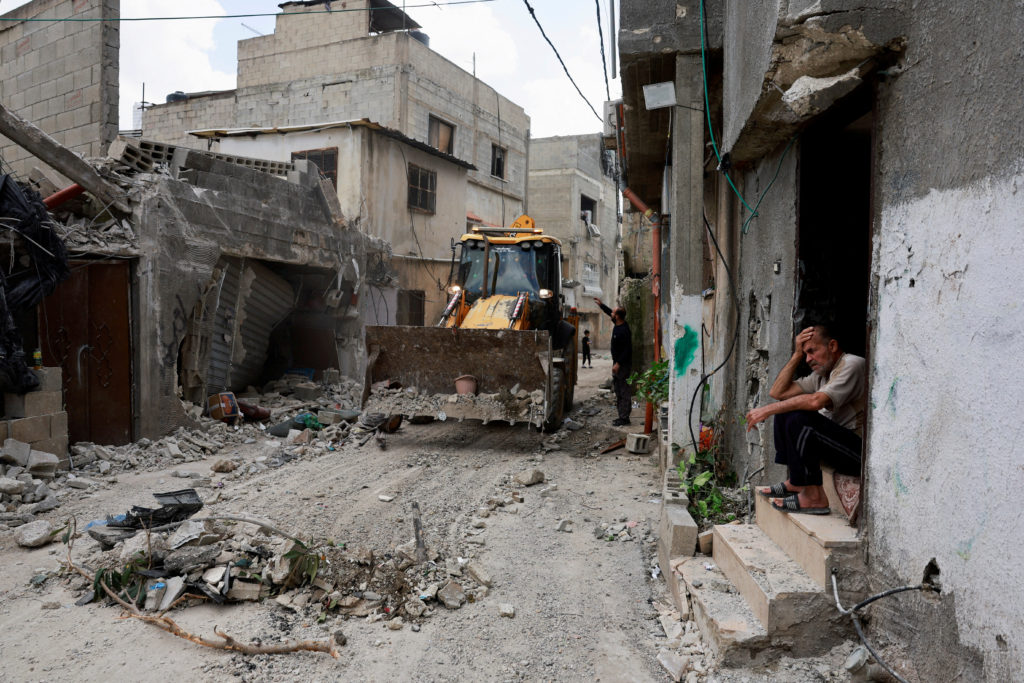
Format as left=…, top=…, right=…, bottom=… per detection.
left=594, top=298, right=633, bottom=426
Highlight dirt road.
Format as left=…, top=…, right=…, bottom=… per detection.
left=0, top=355, right=674, bottom=682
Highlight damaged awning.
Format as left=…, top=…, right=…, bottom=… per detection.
left=189, top=118, right=477, bottom=170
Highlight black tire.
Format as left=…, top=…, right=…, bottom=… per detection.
left=542, top=366, right=566, bottom=433
left=563, top=350, right=576, bottom=413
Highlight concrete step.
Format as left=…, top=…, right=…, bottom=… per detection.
left=657, top=503, right=698, bottom=581
left=754, top=494, right=867, bottom=594
left=713, top=524, right=847, bottom=654
left=676, top=557, right=772, bottom=667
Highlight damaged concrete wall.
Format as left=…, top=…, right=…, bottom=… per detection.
left=721, top=0, right=906, bottom=162
left=726, top=144, right=799, bottom=484
left=0, top=0, right=118, bottom=179
left=863, top=3, right=1024, bottom=678
left=132, top=153, right=379, bottom=439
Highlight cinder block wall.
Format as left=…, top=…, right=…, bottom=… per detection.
left=0, top=0, right=118, bottom=179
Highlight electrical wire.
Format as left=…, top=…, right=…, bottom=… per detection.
left=742, top=134, right=798, bottom=234
left=698, top=0, right=756, bottom=216
left=686, top=209, right=741, bottom=456
left=595, top=0, right=612, bottom=102
left=831, top=572, right=927, bottom=683
left=0, top=0, right=497, bottom=22
left=521, top=0, right=603, bottom=122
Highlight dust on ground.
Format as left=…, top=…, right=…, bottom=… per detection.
left=0, top=355, right=853, bottom=682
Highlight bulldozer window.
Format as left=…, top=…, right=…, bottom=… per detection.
left=457, top=242, right=551, bottom=299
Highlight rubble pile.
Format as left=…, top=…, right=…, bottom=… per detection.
left=0, top=438, right=66, bottom=528
left=56, top=215, right=138, bottom=254
left=366, top=384, right=546, bottom=425
left=61, top=496, right=493, bottom=633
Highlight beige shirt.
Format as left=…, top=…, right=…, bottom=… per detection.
left=795, top=353, right=866, bottom=436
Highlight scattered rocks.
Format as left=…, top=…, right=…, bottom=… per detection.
left=464, top=561, right=493, bottom=588
left=514, top=468, right=545, bottom=486
left=0, top=477, right=26, bottom=495
left=378, top=494, right=395, bottom=502
left=556, top=519, right=573, bottom=533
left=211, top=459, right=237, bottom=473
left=437, top=580, right=467, bottom=609
left=498, top=603, right=515, bottom=618
left=657, top=649, right=690, bottom=681
left=15, top=519, right=54, bottom=548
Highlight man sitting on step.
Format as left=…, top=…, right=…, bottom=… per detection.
left=744, top=323, right=866, bottom=515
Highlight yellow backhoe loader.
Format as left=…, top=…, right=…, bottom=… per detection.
left=364, top=215, right=578, bottom=431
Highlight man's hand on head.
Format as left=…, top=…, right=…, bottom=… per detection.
left=794, top=327, right=815, bottom=356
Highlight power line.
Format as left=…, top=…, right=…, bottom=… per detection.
left=521, top=0, right=603, bottom=122
left=0, top=0, right=496, bottom=23
left=595, top=0, right=611, bottom=102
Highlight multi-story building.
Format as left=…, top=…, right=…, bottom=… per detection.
left=527, top=134, right=619, bottom=348
left=142, top=0, right=530, bottom=325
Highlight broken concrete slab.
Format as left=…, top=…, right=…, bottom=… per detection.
left=437, top=580, right=466, bottom=609
left=15, top=519, right=54, bottom=548
left=514, top=468, right=544, bottom=486
left=0, top=477, right=26, bottom=495
left=657, top=649, right=690, bottom=681
left=1, top=439, right=31, bottom=467
left=26, top=450, right=59, bottom=478
left=657, top=503, right=699, bottom=582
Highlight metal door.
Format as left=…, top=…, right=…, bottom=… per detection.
left=39, top=261, right=132, bottom=445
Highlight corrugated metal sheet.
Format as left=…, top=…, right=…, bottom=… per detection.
left=205, top=257, right=294, bottom=393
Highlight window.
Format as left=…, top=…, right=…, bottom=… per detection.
left=291, top=147, right=338, bottom=187
left=397, top=290, right=425, bottom=326
left=407, top=163, right=436, bottom=213
left=428, top=115, right=454, bottom=154
left=582, top=262, right=602, bottom=295
left=580, top=194, right=600, bottom=238
left=490, top=144, right=506, bottom=179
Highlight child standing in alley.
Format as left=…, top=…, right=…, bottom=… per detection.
left=581, top=329, right=593, bottom=368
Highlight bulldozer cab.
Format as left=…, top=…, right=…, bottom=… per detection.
left=446, top=215, right=563, bottom=331
left=364, top=215, right=577, bottom=432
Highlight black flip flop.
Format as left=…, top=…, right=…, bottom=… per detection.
left=770, top=494, right=830, bottom=515
left=757, top=482, right=792, bottom=497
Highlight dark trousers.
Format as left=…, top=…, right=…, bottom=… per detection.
left=581, top=348, right=591, bottom=366
left=773, top=411, right=861, bottom=486
left=613, top=365, right=632, bottom=420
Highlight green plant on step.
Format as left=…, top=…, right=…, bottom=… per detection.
left=676, top=414, right=738, bottom=528
left=629, top=359, right=669, bottom=405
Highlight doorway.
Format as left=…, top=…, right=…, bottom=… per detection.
left=796, top=104, right=873, bottom=355
left=796, top=94, right=874, bottom=521
left=38, top=260, right=133, bottom=445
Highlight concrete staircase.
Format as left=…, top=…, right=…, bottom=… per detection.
left=662, top=466, right=866, bottom=665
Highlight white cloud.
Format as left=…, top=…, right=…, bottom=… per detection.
left=119, top=1, right=235, bottom=129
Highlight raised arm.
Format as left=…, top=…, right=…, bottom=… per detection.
left=593, top=297, right=613, bottom=318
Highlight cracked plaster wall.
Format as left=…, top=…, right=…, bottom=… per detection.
left=865, top=4, right=1024, bottom=677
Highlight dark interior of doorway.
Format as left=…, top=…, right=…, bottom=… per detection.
left=796, top=96, right=873, bottom=357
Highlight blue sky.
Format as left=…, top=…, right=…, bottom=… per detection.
left=4, top=0, right=622, bottom=137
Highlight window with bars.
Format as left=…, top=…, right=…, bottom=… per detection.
left=582, top=261, right=601, bottom=293
left=291, top=147, right=338, bottom=187
left=407, top=163, right=436, bottom=213
left=428, top=115, right=454, bottom=154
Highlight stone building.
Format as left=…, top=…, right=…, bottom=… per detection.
left=0, top=0, right=386, bottom=449
left=620, top=1, right=1023, bottom=679
left=0, top=0, right=118, bottom=181
left=527, top=134, right=619, bottom=348
left=140, top=0, right=530, bottom=326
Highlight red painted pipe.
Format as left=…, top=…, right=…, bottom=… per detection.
left=622, top=187, right=661, bottom=435
left=42, top=183, right=86, bottom=209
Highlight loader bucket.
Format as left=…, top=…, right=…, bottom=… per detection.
left=364, top=325, right=554, bottom=426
